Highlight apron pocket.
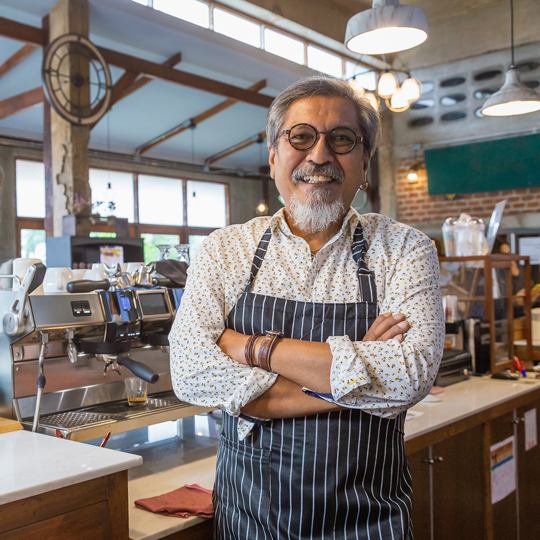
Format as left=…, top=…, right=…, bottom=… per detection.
left=215, top=433, right=272, bottom=537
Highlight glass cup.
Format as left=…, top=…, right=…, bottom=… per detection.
left=157, top=245, right=173, bottom=261
left=125, top=377, right=148, bottom=406
left=175, top=244, right=190, bottom=265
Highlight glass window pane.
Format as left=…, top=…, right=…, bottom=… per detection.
left=130, top=0, right=148, bottom=4
left=89, top=169, right=134, bottom=221
left=154, top=0, right=209, bottom=28
left=141, top=233, right=180, bottom=265
left=264, top=29, right=304, bottom=64
left=345, top=63, right=377, bottom=91
left=307, top=46, right=343, bottom=78
left=213, top=8, right=260, bottom=48
left=187, top=181, right=226, bottom=228
left=139, top=175, right=184, bottom=225
left=189, top=235, right=207, bottom=259
left=16, top=160, right=45, bottom=218
left=20, top=229, right=46, bottom=263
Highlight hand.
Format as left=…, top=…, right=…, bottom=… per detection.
left=363, top=312, right=409, bottom=343
left=216, top=328, right=250, bottom=364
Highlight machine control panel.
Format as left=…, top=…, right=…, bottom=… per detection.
left=71, top=300, right=92, bottom=317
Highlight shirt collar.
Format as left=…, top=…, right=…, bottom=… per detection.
left=269, top=206, right=360, bottom=241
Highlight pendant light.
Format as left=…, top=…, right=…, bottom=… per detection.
left=345, top=0, right=429, bottom=55
left=377, top=71, right=399, bottom=98
left=386, top=88, right=410, bottom=112
left=481, top=0, right=540, bottom=116
left=401, top=76, right=422, bottom=101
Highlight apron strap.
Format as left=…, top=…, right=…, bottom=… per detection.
left=351, top=222, right=377, bottom=304
left=245, top=226, right=272, bottom=293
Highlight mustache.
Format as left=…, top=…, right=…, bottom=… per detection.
left=292, top=164, right=345, bottom=184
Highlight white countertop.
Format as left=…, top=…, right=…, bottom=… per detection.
left=404, top=375, right=540, bottom=441
left=0, top=430, right=142, bottom=505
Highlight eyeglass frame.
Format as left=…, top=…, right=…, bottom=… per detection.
left=278, top=123, right=365, bottom=155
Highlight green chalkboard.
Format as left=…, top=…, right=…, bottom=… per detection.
left=425, top=133, right=540, bottom=195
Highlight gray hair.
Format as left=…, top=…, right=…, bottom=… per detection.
left=266, top=75, right=381, bottom=156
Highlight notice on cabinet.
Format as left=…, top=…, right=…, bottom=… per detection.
left=524, top=408, right=537, bottom=450
left=490, top=436, right=516, bottom=504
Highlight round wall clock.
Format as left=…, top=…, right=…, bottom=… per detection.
left=42, top=33, right=112, bottom=125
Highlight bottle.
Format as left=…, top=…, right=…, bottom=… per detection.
left=442, top=217, right=457, bottom=256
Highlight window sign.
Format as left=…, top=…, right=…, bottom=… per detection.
left=307, top=46, right=343, bottom=78
left=139, top=175, right=184, bottom=225
left=213, top=8, right=261, bottom=48
left=187, top=180, right=226, bottom=228
left=153, top=0, right=210, bottom=28
left=89, top=169, right=134, bottom=221
left=264, top=29, right=304, bottom=64
left=16, top=160, right=45, bottom=218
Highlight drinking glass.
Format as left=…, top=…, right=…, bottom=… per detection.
left=157, top=245, right=173, bottom=261
left=175, top=245, right=190, bottom=265
left=125, top=377, right=148, bottom=406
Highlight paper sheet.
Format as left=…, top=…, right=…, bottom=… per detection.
left=524, top=408, right=537, bottom=451
left=491, top=436, right=516, bottom=504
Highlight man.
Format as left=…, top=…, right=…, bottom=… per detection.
left=170, top=75, right=444, bottom=539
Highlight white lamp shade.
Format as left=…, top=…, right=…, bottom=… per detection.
left=481, top=68, right=540, bottom=116
left=401, top=77, right=422, bottom=101
left=345, top=1, right=429, bottom=55
left=377, top=71, right=398, bottom=98
left=387, top=88, right=410, bottom=112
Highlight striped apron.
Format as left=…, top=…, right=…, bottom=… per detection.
left=213, top=224, right=413, bottom=540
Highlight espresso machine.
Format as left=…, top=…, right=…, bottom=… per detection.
left=0, top=263, right=210, bottom=441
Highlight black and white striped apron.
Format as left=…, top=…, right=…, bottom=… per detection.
left=214, top=224, right=413, bottom=540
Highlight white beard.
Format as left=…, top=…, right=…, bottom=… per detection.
left=287, top=190, right=346, bottom=234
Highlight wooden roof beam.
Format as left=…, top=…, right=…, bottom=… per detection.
left=137, top=78, right=267, bottom=155
left=0, top=44, right=38, bottom=80
left=90, top=52, right=182, bottom=130
left=0, top=16, right=45, bottom=46
left=0, top=87, right=45, bottom=121
left=204, top=130, right=266, bottom=169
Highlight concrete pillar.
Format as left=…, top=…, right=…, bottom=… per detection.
left=378, top=109, right=397, bottom=219
left=45, top=0, right=91, bottom=237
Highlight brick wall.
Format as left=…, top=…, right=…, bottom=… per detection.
left=396, top=157, right=540, bottom=225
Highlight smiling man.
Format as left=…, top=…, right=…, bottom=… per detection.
left=170, top=76, right=444, bottom=540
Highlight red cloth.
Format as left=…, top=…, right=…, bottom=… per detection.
left=135, top=484, right=213, bottom=519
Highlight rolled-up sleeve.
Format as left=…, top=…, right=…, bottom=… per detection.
left=323, top=231, right=444, bottom=416
left=169, top=235, right=277, bottom=437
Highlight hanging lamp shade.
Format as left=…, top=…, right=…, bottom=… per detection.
left=387, top=88, right=410, bottom=112
left=481, top=68, right=540, bottom=116
left=401, top=77, right=422, bottom=101
left=377, top=71, right=398, bottom=98
left=345, top=0, right=429, bottom=55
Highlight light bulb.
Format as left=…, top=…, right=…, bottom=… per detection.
left=401, top=77, right=422, bottom=102
left=377, top=72, right=398, bottom=99
left=256, top=202, right=269, bottom=216
left=388, top=89, right=410, bottom=112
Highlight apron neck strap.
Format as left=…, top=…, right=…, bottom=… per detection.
left=246, top=226, right=272, bottom=291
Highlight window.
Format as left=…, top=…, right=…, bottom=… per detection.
left=189, top=235, right=207, bottom=259
left=16, top=160, right=45, bottom=218
left=20, top=229, right=46, bottom=262
left=307, top=46, right=343, bottom=78
left=263, top=29, right=304, bottom=64
left=139, top=175, right=184, bottom=225
left=187, top=180, right=226, bottom=228
left=153, top=0, right=210, bottom=28
left=89, top=168, right=135, bottom=221
left=345, top=63, right=377, bottom=91
left=213, top=8, right=261, bottom=48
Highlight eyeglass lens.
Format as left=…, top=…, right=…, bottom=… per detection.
left=288, top=124, right=358, bottom=153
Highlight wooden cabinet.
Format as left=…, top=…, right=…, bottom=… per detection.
left=407, top=388, right=540, bottom=540
left=0, top=471, right=128, bottom=540
left=409, top=426, right=485, bottom=540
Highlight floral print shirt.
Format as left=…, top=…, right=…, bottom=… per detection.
left=169, top=208, right=444, bottom=439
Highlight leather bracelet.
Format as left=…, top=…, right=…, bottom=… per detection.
left=258, top=330, right=284, bottom=372
left=245, top=333, right=263, bottom=367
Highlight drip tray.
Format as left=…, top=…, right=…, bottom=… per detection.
left=21, top=392, right=214, bottom=442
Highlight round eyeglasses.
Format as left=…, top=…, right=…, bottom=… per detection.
left=279, top=123, right=364, bottom=155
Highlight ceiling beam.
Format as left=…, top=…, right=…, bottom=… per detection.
left=90, top=52, right=182, bottom=130
left=0, top=16, right=45, bottom=46
left=98, top=47, right=274, bottom=108
left=0, top=44, right=38, bottom=80
left=0, top=87, right=45, bottom=121
left=204, top=131, right=266, bottom=169
left=137, top=78, right=267, bottom=155
left=0, top=17, right=273, bottom=109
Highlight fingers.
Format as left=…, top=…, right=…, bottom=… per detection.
left=363, top=313, right=409, bottom=342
